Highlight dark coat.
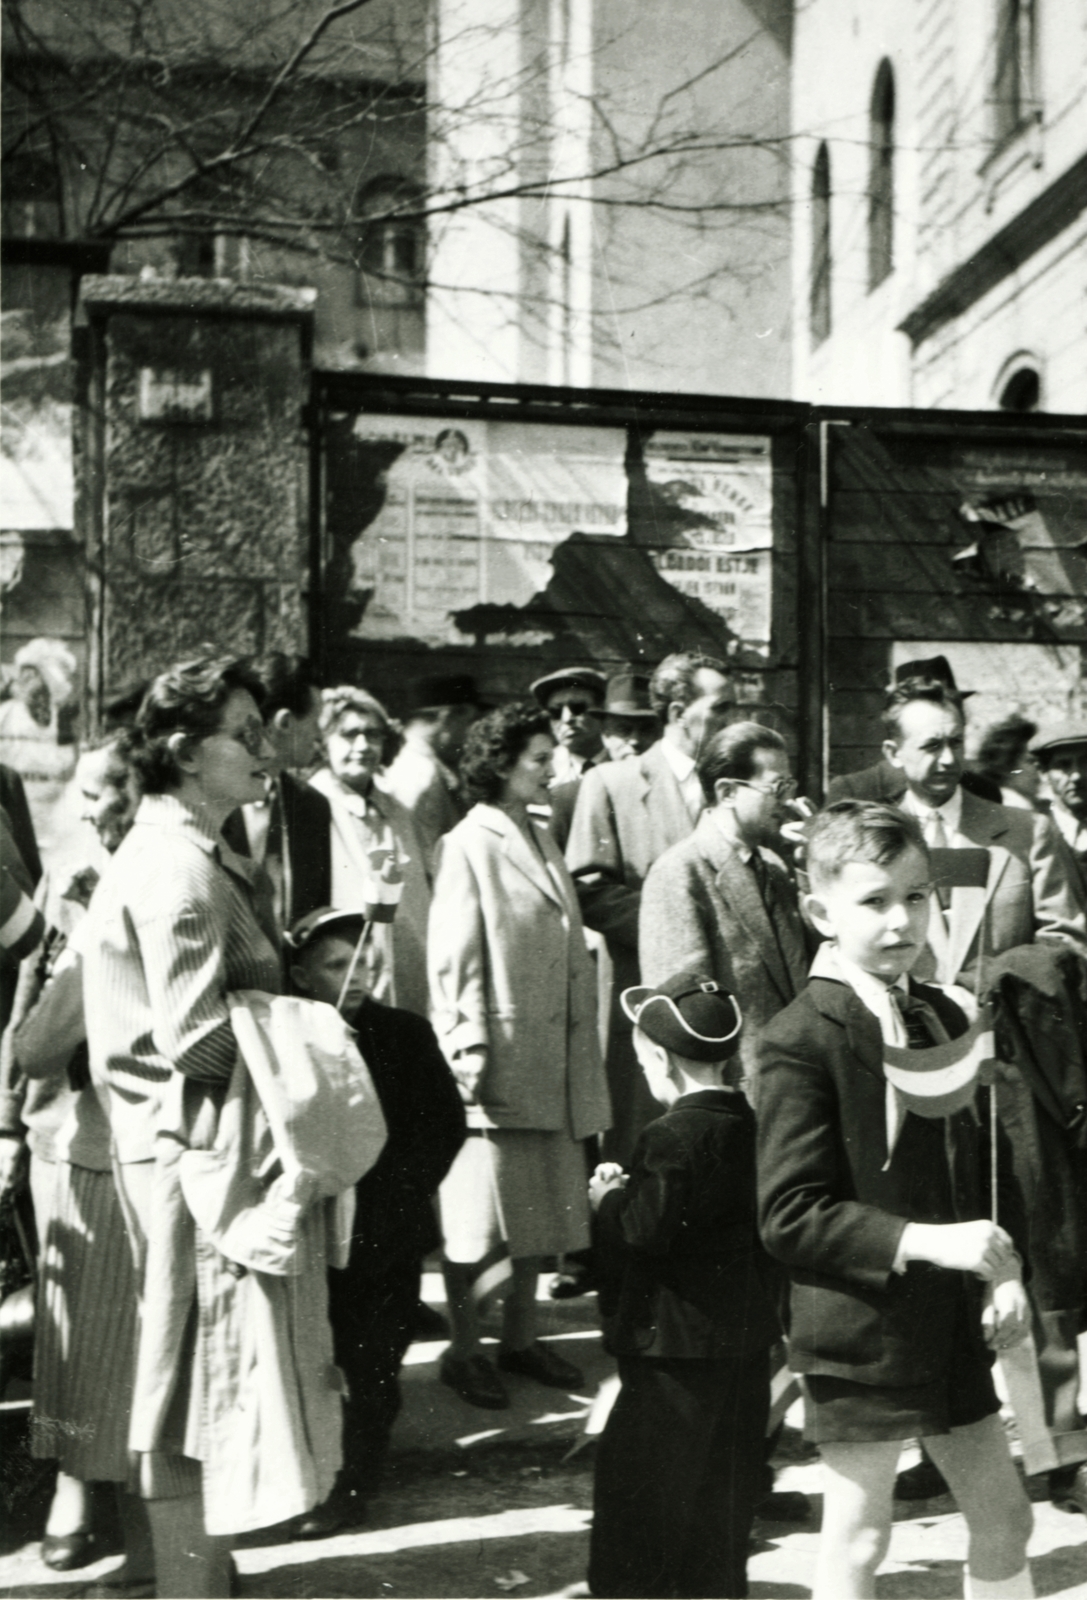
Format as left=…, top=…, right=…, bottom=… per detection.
left=0, top=764, right=40, bottom=887
left=341, top=997, right=466, bottom=1278
left=595, top=1089, right=781, bottom=1362
left=222, top=770, right=332, bottom=931
left=757, top=976, right=1027, bottom=1386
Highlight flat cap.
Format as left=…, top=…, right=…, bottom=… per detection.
left=285, top=905, right=366, bottom=951
left=529, top=665, right=607, bottom=706
left=1028, top=719, right=1087, bottom=757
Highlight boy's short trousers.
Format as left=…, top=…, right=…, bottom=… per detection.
left=800, top=1296, right=1000, bottom=1444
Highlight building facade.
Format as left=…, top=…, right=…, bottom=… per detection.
left=790, top=0, right=1087, bottom=411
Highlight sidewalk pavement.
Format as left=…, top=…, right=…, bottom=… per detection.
left=2, top=1274, right=1085, bottom=1599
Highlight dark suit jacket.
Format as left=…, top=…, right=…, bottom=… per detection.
left=828, top=759, right=1001, bottom=806
left=596, top=1088, right=781, bottom=1361
left=222, top=770, right=332, bottom=932
left=0, top=765, right=40, bottom=888
left=757, top=975, right=1027, bottom=1386
left=339, top=997, right=466, bottom=1279
left=640, top=813, right=812, bottom=1089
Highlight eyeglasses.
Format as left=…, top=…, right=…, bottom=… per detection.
left=212, top=718, right=269, bottom=758
left=335, top=722, right=386, bottom=745
left=731, top=776, right=798, bottom=801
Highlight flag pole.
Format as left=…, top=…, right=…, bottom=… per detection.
left=335, top=918, right=370, bottom=1014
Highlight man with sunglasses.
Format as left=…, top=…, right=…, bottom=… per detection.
left=530, top=666, right=608, bottom=788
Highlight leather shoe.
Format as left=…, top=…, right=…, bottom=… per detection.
left=894, top=1459, right=950, bottom=1500
left=41, top=1531, right=102, bottom=1571
left=290, top=1480, right=367, bottom=1540
left=1050, top=1462, right=1087, bottom=1514
left=439, top=1352, right=510, bottom=1409
left=497, top=1341, right=584, bottom=1389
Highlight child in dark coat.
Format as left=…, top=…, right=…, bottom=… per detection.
left=758, top=802, right=1034, bottom=1600
left=587, top=970, right=782, bottom=1599
left=288, top=908, right=466, bottom=1535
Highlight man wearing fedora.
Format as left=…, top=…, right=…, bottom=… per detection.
left=1030, top=720, right=1087, bottom=893
left=828, top=657, right=1001, bottom=806
left=382, top=674, right=480, bottom=878
left=549, top=671, right=660, bottom=852
left=530, top=665, right=609, bottom=789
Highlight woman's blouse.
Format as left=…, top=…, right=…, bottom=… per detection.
left=82, top=794, right=281, bottom=1164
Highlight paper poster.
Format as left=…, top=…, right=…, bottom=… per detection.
left=643, top=431, right=773, bottom=648
left=345, top=416, right=627, bottom=645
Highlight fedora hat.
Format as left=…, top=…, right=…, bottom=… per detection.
left=891, top=655, right=974, bottom=697
left=405, top=673, right=482, bottom=715
left=603, top=671, right=657, bottom=720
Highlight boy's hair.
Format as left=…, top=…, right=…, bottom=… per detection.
left=807, top=800, right=927, bottom=891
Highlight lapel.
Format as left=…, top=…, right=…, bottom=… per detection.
left=476, top=805, right=564, bottom=909
left=639, top=740, right=694, bottom=846
left=696, top=813, right=794, bottom=1003
left=809, top=976, right=885, bottom=1085
left=945, top=789, right=1012, bottom=980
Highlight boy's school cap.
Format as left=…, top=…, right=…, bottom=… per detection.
left=621, top=970, right=742, bottom=1062
left=285, top=905, right=366, bottom=951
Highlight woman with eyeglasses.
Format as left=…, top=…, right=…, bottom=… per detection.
left=639, top=721, right=813, bottom=1100
left=80, top=655, right=281, bottom=1598
left=309, top=686, right=431, bottom=1017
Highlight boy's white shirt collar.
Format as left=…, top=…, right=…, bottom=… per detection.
left=809, top=941, right=908, bottom=1047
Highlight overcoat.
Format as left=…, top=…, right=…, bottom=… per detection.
left=428, top=803, right=610, bottom=1140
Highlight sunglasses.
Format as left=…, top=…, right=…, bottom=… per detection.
left=548, top=698, right=598, bottom=718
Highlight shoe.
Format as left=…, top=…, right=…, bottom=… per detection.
left=439, top=1352, right=511, bottom=1410
left=290, top=1480, right=368, bottom=1540
left=497, top=1341, right=584, bottom=1390
left=548, top=1266, right=598, bottom=1300
left=412, top=1300, right=450, bottom=1341
left=756, top=1490, right=811, bottom=1522
left=894, top=1459, right=950, bottom=1500
left=1050, top=1462, right=1087, bottom=1515
left=40, top=1530, right=102, bottom=1571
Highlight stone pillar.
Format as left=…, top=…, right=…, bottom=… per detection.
left=76, top=276, right=315, bottom=727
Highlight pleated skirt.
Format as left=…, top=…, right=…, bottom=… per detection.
left=31, top=1160, right=137, bottom=1481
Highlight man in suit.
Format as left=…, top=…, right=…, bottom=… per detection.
left=566, top=651, right=733, bottom=1161
left=829, top=656, right=1000, bottom=805
left=640, top=723, right=811, bottom=1095
left=549, top=670, right=659, bottom=852
left=882, top=675, right=1087, bottom=1510
left=222, top=652, right=331, bottom=941
left=1030, top=720, right=1087, bottom=893
left=381, top=673, right=478, bottom=879
left=531, top=665, right=609, bottom=789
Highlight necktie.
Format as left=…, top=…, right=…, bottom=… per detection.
left=891, top=990, right=938, bottom=1051
left=922, top=808, right=952, bottom=911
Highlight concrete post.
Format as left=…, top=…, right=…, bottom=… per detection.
left=76, top=276, right=315, bottom=727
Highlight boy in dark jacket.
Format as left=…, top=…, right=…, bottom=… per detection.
left=758, top=802, right=1034, bottom=1600
left=287, top=908, right=466, bottom=1535
left=587, top=970, right=781, bottom=1599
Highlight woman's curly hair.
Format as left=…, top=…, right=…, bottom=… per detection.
left=127, top=654, right=266, bottom=795
left=460, top=701, right=553, bottom=804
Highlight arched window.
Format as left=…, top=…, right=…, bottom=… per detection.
left=868, top=61, right=895, bottom=291
left=993, top=0, right=1037, bottom=143
left=354, top=179, right=425, bottom=309
left=810, top=143, right=831, bottom=348
left=996, top=358, right=1042, bottom=411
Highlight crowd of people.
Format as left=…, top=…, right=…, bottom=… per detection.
left=0, top=644, right=1085, bottom=1600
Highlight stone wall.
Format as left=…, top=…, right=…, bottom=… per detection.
left=77, top=277, right=315, bottom=723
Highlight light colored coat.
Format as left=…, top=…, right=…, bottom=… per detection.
left=380, top=740, right=465, bottom=881
left=931, top=788, right=1087, bottom=991
left=428, top=803, right=610, bottom=1140
left=640, top=811, right=811, bottom=1086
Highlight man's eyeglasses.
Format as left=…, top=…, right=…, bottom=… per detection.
left=731, top=776, right=798, bottom=801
